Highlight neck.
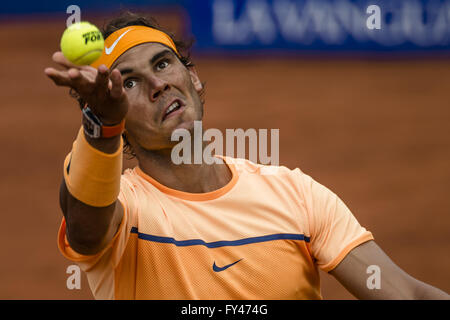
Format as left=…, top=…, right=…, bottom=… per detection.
left=135, top=143, right=232, bottom=194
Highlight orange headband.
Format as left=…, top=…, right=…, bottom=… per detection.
left=91, top=26, right=180, bottom=69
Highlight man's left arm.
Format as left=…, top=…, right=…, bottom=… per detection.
left=330, top=240, right=450, bottom=300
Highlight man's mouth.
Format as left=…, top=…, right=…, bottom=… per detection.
left=162, top=99, right=185, bottom=122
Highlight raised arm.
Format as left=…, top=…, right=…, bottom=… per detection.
left=46, top=52, right=128, bottom=255
left=330, top=240, right=450, bottom=300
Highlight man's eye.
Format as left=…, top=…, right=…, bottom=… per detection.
left=156, top=60, right=169, bottom=71
left=124, top=79, right=137, bottom=89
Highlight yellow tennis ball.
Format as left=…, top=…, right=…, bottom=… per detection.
left=60, top=21, right=104, bottom=66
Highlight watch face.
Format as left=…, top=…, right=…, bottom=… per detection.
left=82, top=107, right=102, bottom=138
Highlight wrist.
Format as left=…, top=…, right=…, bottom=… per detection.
left=82, top=106, right=125, bottom=139
left=84, top=131, right=122, bottom=154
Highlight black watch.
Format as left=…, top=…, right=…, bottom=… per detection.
left=82, top=106, right=125, bottom=139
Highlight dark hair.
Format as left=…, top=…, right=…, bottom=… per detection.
left=70, top=11, right=204, bottom=159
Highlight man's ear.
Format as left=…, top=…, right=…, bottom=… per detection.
left=189, top=67, right=203, bottom=93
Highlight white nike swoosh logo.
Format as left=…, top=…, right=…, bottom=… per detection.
left=105, top=29, right=133, bottom=55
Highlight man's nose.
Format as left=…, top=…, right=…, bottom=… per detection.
left=148, top=75, right=170, bottom=102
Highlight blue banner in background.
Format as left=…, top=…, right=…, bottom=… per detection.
left=1, top=0, right=449, bottom=53
left=186, top=0, right=450, bottom=53
left=0, top=1, right=182, bottom=15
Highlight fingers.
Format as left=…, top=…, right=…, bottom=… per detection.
left=109, top=69, right=124, bottom=99
left=67, top=68, right=93, bottom=95
left=44, top=67, right=72, bottom=86
left=46, top=51, right=98, bottom=88
left=45, top=65, right=94, bottom=93
left=52, top=51, right=79, bottom=69
left=52, top=51, right=97, bottom=72
left=45, top=58, right=126, bottom=115
left=93, top=66, right=123, bottom=100
left=95, top=64, right=110, bottom=97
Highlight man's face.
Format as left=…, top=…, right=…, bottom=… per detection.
left=112, top=42, right=203, bottom=152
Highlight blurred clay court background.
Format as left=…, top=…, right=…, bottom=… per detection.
left=0, top=1, right=449, bottom=299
